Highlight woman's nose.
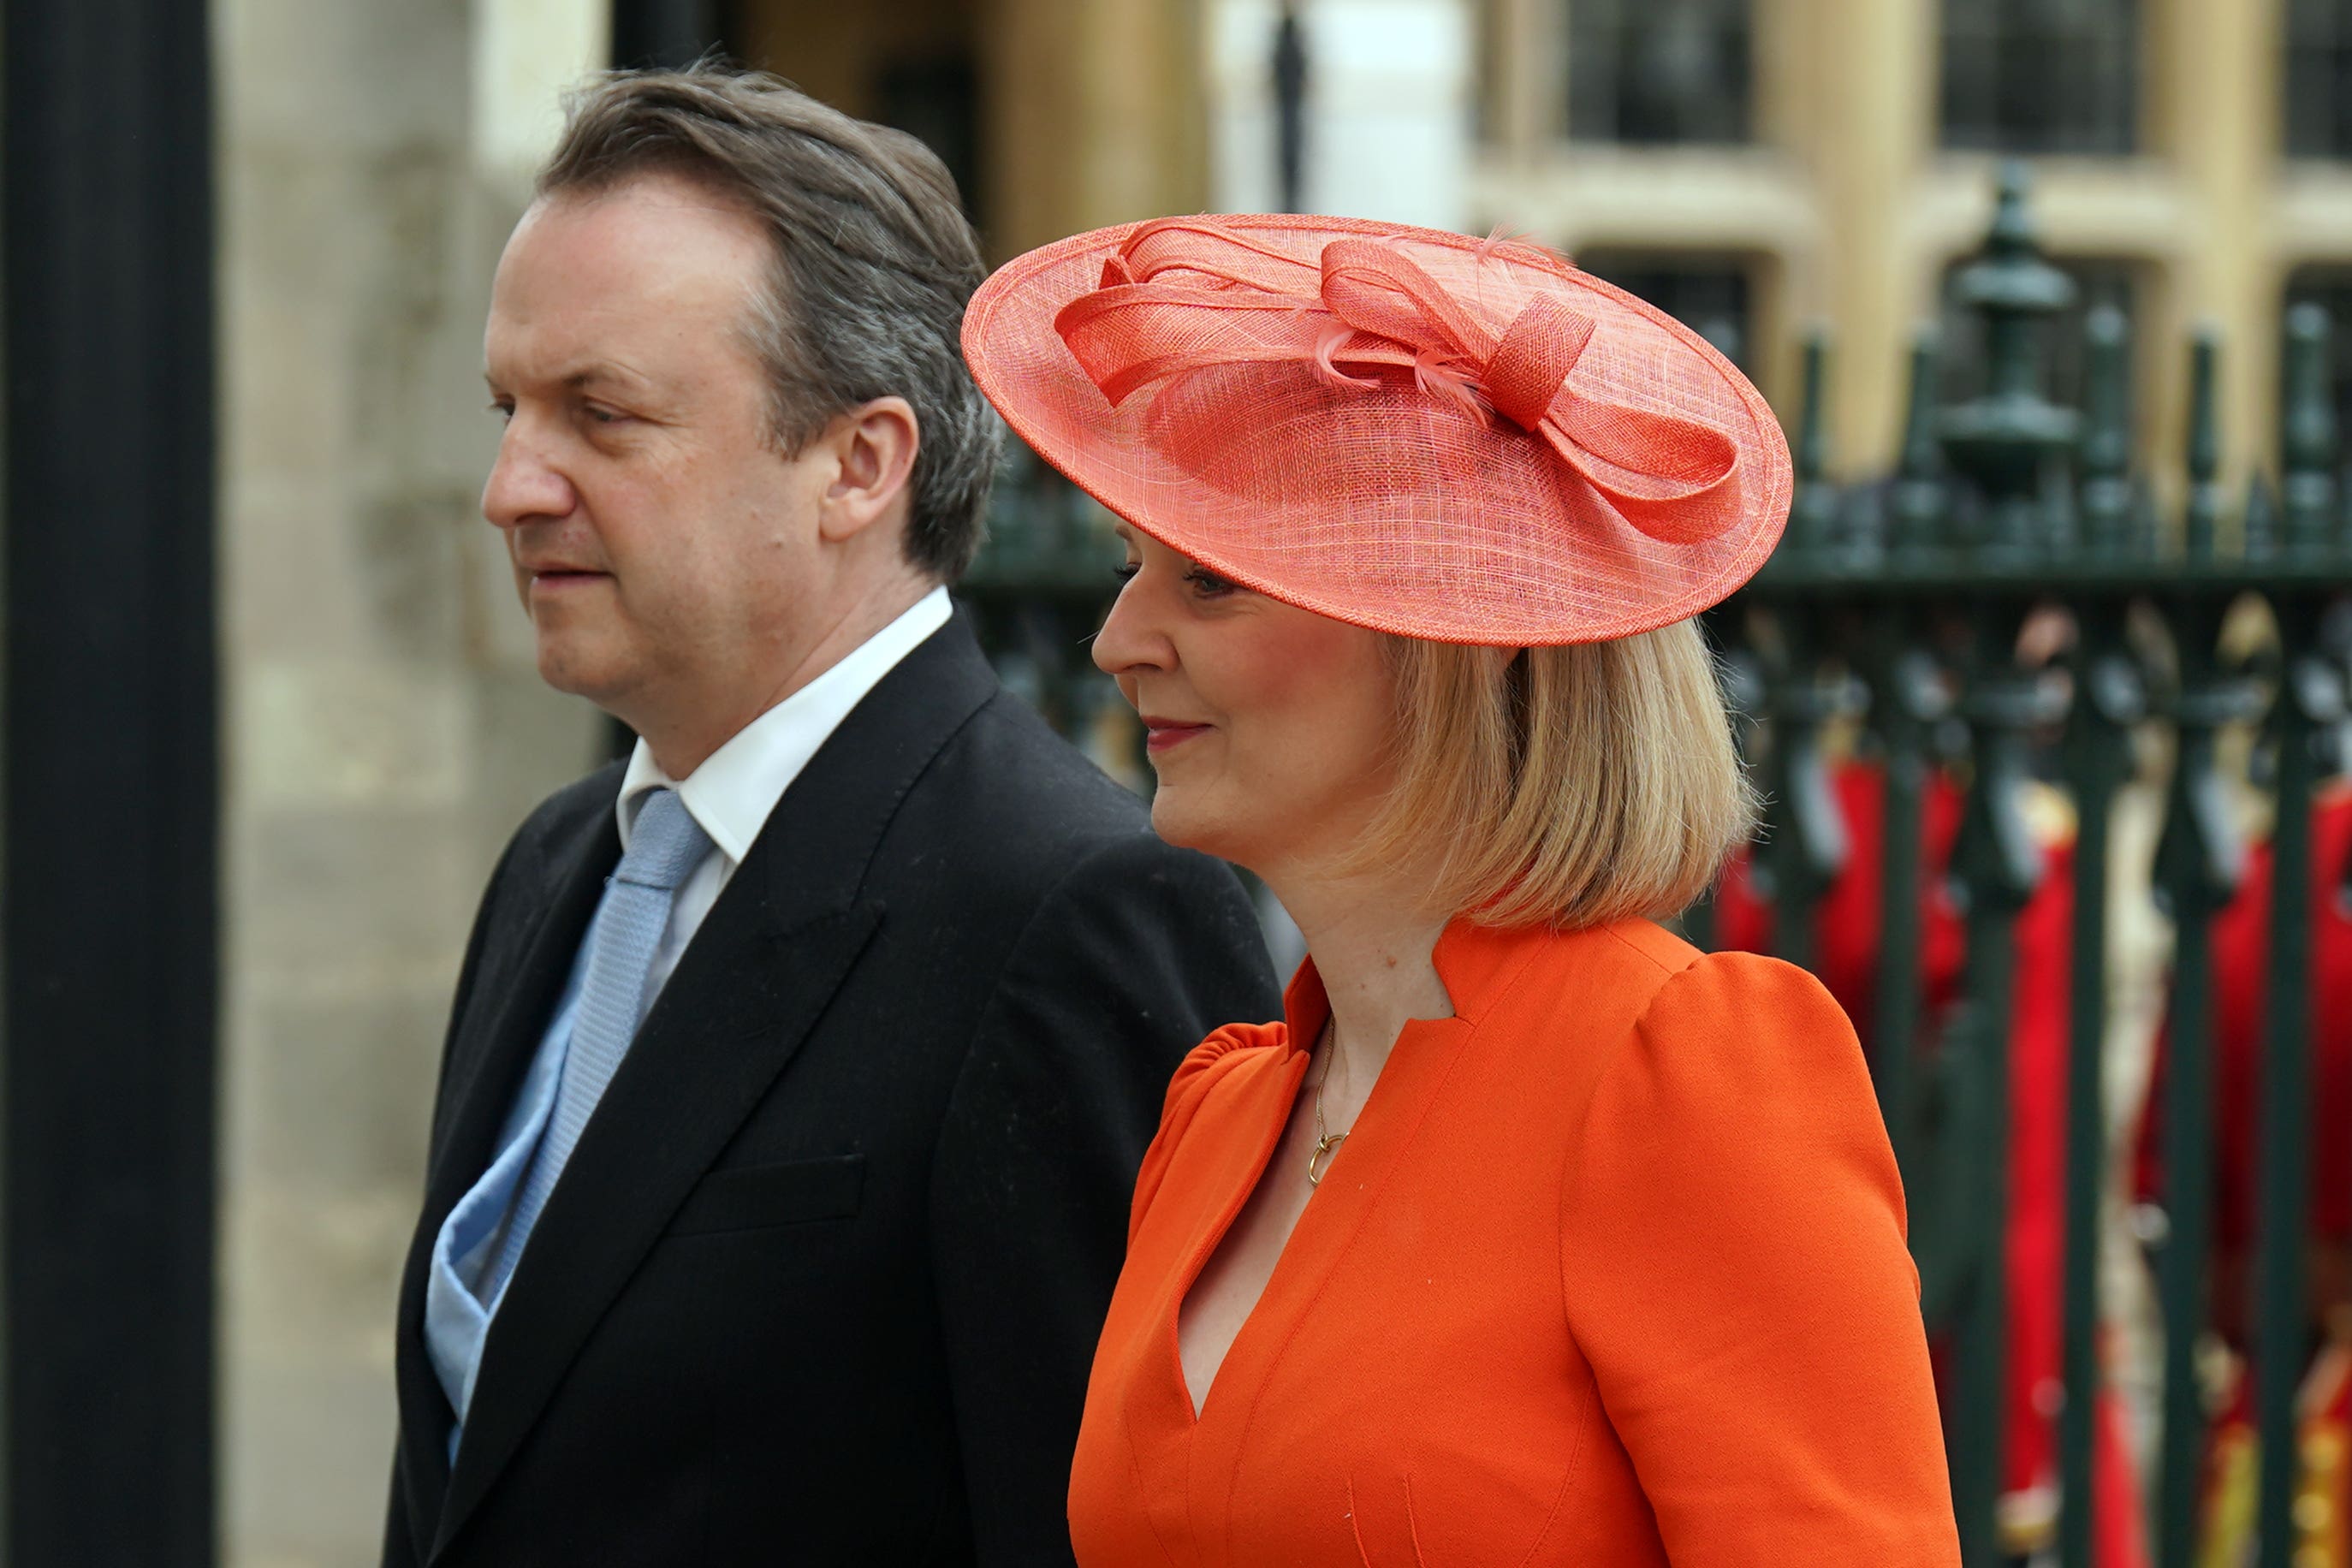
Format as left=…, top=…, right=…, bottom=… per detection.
left=1092, top=573, right=1173, bottom=678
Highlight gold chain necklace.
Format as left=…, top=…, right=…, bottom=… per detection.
left=1306, top=1024, right=1349, bottom=1186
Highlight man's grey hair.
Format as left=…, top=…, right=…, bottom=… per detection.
left=540, top=63, right=1002, bottom=581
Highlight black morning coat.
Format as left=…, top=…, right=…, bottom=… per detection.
left=382, top=614, right=1282, bottom=1566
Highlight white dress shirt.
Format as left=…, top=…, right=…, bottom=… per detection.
left=423, top=586, right=953, bottom=1442
left=613, top=585, right=952, bottom=996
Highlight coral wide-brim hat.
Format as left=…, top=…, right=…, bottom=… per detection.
left=962, top=214, right=1791, bottom=645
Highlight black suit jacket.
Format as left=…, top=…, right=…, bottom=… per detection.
left=383, top=615, right=1280, bottom=1565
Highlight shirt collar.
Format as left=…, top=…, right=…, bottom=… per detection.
left=615, top=585, right=953, bottom=863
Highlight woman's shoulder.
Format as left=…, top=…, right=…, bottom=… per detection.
left=1469, top=918, right=1842, bottom=1046
left=1623, top=940, right=1858, bottom=1060
left=1467, top=921, right=1867, bottom=1137
left=1498, top=918, right=1852, bottom=1038
left=1607, top=931, right=1864, bottom=1105
left=1554, top=932, right=1892, bottom=1220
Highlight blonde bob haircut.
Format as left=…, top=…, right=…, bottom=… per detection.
left=1346, top=618, right=1758, bottom=930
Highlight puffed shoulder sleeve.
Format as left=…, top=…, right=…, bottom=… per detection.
left=1129, top=1021, right=1286, bottom=1247
left=1559, top=950, right=1960, bottom=1565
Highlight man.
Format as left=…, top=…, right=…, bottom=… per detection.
left=383, top=67, right=1279, bottom=1566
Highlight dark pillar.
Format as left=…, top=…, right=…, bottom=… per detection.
left=3, top=0, right=220, bottom=1562
left=1273, top=3, right=1308, bottom=212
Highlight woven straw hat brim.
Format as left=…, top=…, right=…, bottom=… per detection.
left=962, top=213, right=1791, bottom=646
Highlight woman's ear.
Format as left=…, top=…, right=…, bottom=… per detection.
left=817, top=396, right=922, bottom=543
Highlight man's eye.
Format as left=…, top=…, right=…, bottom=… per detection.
left=487, top=401, right=514, bottom=423
left=583, top=404, right=626, bottom=425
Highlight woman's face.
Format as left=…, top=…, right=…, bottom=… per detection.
left=1092, top=525, right=1401, bottom=878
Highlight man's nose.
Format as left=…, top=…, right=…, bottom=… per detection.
left=481, top=425, right=578, bottom=531
left=1092, top=576, right=1173, bottom=678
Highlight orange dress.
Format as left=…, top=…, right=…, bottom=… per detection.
left=1068, top=916, right=1960, bottom=1566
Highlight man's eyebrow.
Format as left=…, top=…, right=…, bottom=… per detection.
left=565, top=363, right=652, bottom=392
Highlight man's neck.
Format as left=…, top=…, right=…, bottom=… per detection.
left=633, top=573, right=936, bottom=778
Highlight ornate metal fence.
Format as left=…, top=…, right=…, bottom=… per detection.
left=965, top=167, right=2352, bottom=1568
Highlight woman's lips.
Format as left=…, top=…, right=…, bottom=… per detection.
left=1143, top=721, right=1212, bottom=754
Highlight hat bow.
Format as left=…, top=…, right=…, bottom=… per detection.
left=1051, top=217, right=1745, bottom=547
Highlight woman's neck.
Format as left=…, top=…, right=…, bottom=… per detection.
left=1264, top=866, right=1456, bottom=1102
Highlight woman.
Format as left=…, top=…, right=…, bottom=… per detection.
left=962, top=216, right=1958, bottom=1565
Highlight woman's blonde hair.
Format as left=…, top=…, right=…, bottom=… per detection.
left=1345, top=618, right=1758, bottom=930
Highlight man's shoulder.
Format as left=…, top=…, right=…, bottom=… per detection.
left=930, top=691, right=1155, bottom=844
left=495, top=757, right=627, bottom=882
left=884, top=691, right=1197, bottom=897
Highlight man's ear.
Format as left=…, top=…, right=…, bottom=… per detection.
left=816, top=396, right=921, bottom=543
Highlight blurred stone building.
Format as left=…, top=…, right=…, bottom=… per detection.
left=1477, top=0, right=2352, bottom=500
left=216, top=5, right=614, bottom=1564
left=756, top=0, right=2352, bottom=483
left=14, top=1, right=2343, bottom=1565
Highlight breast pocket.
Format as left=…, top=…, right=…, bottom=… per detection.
left=667, top=1154, right=865, bottom=1237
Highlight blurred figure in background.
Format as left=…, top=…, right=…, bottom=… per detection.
left=382, top=67, right=1278, bottom=1567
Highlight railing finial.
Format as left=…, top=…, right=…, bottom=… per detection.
left=2281, top=302, right=2337, bottom=557
left=1939, top=165, right=2079, bottom=567
left=1789, top=327, right=1838, bottom=556
left=2078, top=306, right=2132, bottom=557
left=1889, top=328, right=1945, bottom=566
left=2184, top=328, right=2223, bottom=562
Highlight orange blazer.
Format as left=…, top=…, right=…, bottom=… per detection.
left=1068, top=916, right=1959, bottom=1566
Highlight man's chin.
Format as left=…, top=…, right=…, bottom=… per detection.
left=534, top=640, right=636, bottom=709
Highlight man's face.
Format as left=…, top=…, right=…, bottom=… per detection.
left=482, top=173, right=829, bottom=726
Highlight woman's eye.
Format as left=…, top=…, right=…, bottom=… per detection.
left=1113, top=561, right=1141, bottom=582
left=1184, top=566, right=1237, bottom=597
left=487, top=401, right=514, bottom=423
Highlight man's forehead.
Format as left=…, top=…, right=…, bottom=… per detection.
left=499, top=175, right=767, bottom=298
left=485, top=185, right=768, bottom=388
left=482, top=351, right=662, bottom=395
left=484, top=293, right=757, bottom=398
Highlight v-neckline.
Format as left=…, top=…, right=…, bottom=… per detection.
left=1167, top=947, right=1470, bottom=1425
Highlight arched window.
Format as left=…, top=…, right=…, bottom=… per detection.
left=1567, top=0, right=1755, bottom=146
left=1939, top=0, right=2138, bottom=155
left=2284, top=269, right=2352, bottom=477
left=2286, top=0, right=2352, bottom=160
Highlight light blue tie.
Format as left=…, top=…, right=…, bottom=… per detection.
left=480, top=787, right=711, bottom=1298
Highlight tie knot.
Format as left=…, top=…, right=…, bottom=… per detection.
left=616, top=788, right=712, bottom=893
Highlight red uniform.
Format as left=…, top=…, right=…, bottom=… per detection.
left=2137, top=783, right=2352, bottom=1565
left=1718, top=761, right=2148, bottom=1566
left=2184, top=783, right=2352, bottom=1268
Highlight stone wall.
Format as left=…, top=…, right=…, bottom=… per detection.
left=215, top=2, right=607, bottom=1562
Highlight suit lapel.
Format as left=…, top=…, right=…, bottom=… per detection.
left=431, top=615, right=1002, bottom=1559
left=392, top=777, right=621, bottom=1556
